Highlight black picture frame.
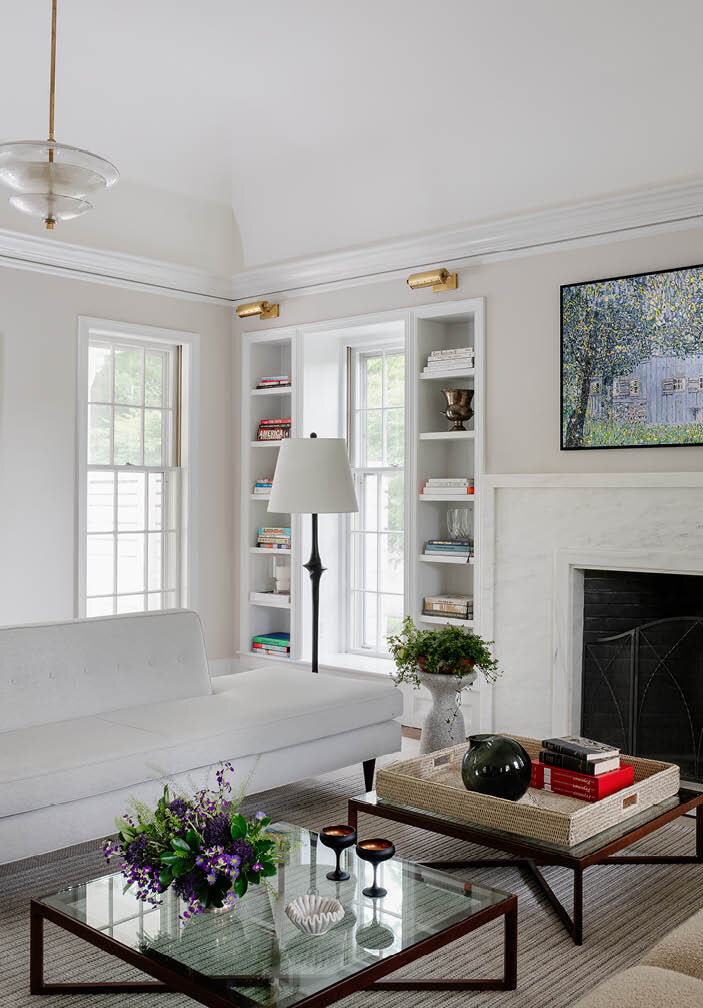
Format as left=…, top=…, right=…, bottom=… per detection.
left=560, top=262, right=703, bottom=451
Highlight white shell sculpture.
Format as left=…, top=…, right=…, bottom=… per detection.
left=285, top=894, right=345, bottom=936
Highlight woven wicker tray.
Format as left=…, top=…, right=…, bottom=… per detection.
left=376, top=735, right=680, bottom=847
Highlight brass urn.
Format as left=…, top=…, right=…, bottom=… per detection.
left=440, top=388, right=474, bottom=431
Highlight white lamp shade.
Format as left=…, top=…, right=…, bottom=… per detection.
left=268, top=437, right=358, bottom=514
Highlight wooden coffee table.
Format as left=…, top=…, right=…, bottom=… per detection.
left=30, top=822, right=518, bottom=1005
left=348, top=788, right=703, bottom=945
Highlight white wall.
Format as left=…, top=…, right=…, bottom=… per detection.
left=0, top=267, right=233, bottom=660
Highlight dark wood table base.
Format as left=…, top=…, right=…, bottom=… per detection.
left=30, top=894, right=518, bottom=1004
left=348, top=792, right=703, bottom=946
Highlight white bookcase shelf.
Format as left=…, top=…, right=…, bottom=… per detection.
left=411, top=300, right=484, bottom=643
left=419, top=369, right=475, bottom=381
left=240, top=329, right=298, bottom=663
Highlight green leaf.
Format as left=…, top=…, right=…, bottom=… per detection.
left=233, top=875, right=249, bottom=898
left=186, top=829, right=201, bottom=851
left=160, top=853, right=183, bottom=865
left=257, top=817, right=272, bottom=829
left=171, top=836, right=191, bottom=853
left=171, top=859, right=192, bottom=878
left=159, top=869, right=173, bottom=889
left=230, top=814, right=247, bottom=840
left=261, top=863, right=277, bottom=877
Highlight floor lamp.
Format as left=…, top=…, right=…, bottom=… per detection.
left=268, top=434, right=358, bottom=674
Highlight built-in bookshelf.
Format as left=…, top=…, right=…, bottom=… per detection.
left=240, top=329, right=298, bottom=663
left=239, top=298, right=486, bottom=690
left=410, top=301, right=484, bottom=633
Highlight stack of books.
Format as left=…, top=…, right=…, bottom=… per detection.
left=424, top=539, right=473, bottom=558
left=256, top=418, right=291, bottom=441
left=422, top=594, right=473, bottom=619
left=256, top=527, right=291, bottom=550
left=252, top=631, right=290, bottom=657
left=531, top=735, right=633, bottom=802
left=256, top=375, right=291, bottom=390
left=423, top=347, right=475, bottom=374
left=420, top=478, right=474, bottom=498
left=252, top=477, right=273, bottom=496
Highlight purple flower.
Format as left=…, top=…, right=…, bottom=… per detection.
left=231, top=838, right=253, bottom=866
left=251, top=862, right=263, bottom=872
left=202, top=812, right=230, bottom=849
left=125, top=834, right=148, bottom=865
left=167, top=797, right=189, bottom=820
left=206, top=872, right=217, bottom=883
left=255, top=811, right=266, bottom=821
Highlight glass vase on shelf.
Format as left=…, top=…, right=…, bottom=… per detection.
left=447, top=507, right=471, bottom=542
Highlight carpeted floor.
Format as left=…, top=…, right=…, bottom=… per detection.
left=2, top=754, right=702, bottom=1008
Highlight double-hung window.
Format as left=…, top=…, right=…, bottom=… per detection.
left=78, top=324, right=185, bottom=617
left=348, top=347, right=405, bottom=654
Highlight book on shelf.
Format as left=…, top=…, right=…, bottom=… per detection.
left=423, top=594, right=473, bottom=618
left=426, top=539, right=472, bottom=548
left=425, top=478, right=474, bottom=486
left=539, top=750, right=621, bottom=776
left=531, top=761, right=633, bottom=801
left=424, top=549, right=472, bottom=558
left=542, top=735, right=619, bottom=762
left=255, top=543, right=291, bottom=550
left=256, top=426, right=291, bottom=441
left=252, top=631, right=290, bottom=647
left=256, top=376, right=291, bottom=388
left=420, top=489, right=475, bottom=497
left=428, top=347, right=474, bottom=359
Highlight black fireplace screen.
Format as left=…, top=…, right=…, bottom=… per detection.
left=582, top=616, right=703, bottom=782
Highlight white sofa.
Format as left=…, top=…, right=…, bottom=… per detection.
left=0, top=610, right=402, bottom=863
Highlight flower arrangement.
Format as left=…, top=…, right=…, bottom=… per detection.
left=387, top=616, right=500, bottom=688
left=103, top=763, right=284, bottom=919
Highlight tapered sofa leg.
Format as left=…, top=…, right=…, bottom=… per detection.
left=362, top=758, right=376, bottom=793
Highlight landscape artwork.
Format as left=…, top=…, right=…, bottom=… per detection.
left=561, top=264, right=703, bottom=450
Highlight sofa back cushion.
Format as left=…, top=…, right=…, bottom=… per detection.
left=0, top=610, right=211, bottom=731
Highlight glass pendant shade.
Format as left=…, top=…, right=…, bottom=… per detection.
left=0, top=140, right=118, bottom=224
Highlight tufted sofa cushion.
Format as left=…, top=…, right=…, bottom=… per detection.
left=0, top=610, right=211, bottom=732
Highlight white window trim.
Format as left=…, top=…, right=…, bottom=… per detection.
left=345, top=335, right=406, bottom=659
left=76, top=317, right=200, bottom=618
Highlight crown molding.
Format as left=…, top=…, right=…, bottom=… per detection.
left=231, top=180, right=703, bottom=301
left=0, top=181, right=702, bottom=305
left=0, top=227, right=234, bottom=305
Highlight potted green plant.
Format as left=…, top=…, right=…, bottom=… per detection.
left=387, top=617, right=500, bottom=754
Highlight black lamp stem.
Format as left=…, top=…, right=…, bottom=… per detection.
left=304, top=512, right=326, bottom=674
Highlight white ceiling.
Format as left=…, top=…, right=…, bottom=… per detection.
left=2, top=0, right=703, bottom=269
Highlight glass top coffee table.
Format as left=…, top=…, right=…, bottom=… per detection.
left=30, top=823, right=517, bottom=1007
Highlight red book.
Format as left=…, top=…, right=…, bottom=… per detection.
left=531, top=761, right=634, bottom=802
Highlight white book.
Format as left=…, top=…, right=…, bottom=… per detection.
left=428, top=347, right=474, bottom=358
left=426, top=478, right=472, bottom=486
left=421, top=488, right=473, bottom=495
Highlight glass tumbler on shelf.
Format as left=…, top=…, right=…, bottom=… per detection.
left=447, top=507, right=471, bottom=542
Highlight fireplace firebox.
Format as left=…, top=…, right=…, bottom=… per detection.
left=581, top=570, right=703, bottom=783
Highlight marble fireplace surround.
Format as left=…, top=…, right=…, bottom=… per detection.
left=478, top=473, right=703, bottom=740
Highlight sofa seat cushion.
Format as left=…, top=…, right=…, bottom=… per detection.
left=571, top=964, right=703, bottom=1008
left=0, top=667, right=402, bottom=817
left=641, top=907, right=703, bottom=980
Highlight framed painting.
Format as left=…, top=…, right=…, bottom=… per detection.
left=560, top=263, right=703, bottom=450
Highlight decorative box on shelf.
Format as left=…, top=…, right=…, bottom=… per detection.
left=376, top=735, right=680, bottom=848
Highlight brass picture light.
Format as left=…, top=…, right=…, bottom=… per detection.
left=236, top=300, right=280, bottom=320
left=407, top=268, right=458, bottom=292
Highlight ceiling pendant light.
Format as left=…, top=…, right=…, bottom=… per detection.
left=0, top=0, right=118, bottom=230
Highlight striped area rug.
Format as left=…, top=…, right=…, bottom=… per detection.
left=2, top=759, right=701, bottom=1008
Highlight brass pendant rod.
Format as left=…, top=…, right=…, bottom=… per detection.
left=48, top=0, right=57, bottom=142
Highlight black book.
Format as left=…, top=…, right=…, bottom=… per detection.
left=541, top=735, right=619, bottom=762
left=539, top=750, right=621, bottom=776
